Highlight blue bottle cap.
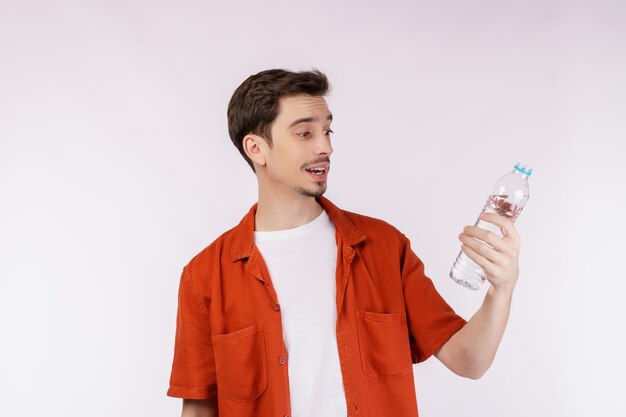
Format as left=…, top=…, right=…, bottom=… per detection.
left=514, top=162, right=532, bottom=176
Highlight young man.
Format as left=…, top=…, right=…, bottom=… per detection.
left=167, top=69, right=522, bottom=417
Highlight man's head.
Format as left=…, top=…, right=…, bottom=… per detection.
left=227, top=68, right=333, bottom=198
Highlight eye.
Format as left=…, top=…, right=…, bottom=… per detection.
left=325, top=129, right=334, bottom=136
left=297, top=131, right=311, bottom=138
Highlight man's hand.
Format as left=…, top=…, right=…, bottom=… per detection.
left=458, top=212, right=521, bottom=292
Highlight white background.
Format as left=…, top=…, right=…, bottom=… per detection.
left=1, top=0, right=625, bottom=416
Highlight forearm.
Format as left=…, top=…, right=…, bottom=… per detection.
left=182, top=397, right=218, bottom=417
left=437, top=283, right=515, bottom=379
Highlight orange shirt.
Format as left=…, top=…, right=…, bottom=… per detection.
left=167, top=195, right=467, bottom=417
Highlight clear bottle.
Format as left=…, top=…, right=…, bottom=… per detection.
left=450, top=162, right=532, bottom=290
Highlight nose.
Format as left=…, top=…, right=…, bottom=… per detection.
left=317, top=133, right=333, bottom=156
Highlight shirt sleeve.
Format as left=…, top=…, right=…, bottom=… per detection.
left=167, top=266, right=218, bottom=399
left=399, top=233, right=467, bottom=364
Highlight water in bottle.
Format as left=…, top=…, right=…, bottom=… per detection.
left=450, top=162, right=532, bottom=290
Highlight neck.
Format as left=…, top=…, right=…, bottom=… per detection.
left=255, top=189, right=324, bottom=232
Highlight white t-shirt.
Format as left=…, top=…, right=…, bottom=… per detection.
left=254, top=208, right=346, bottom=417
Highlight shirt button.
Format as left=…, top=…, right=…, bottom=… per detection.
left=274, top=303, right=281, bottom=310
left=278, top=356, right=287, bottom=365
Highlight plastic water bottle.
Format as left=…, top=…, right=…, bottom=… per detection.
left=450, top=162, right=532, bottom=290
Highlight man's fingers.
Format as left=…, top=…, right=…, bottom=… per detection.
left=461, top=244, right=498, bottom=277
left=459, top=233, right=508, bottom=265
left=478, top=212, right=520, bottom=243
left=462, top=226, right=511, bottom=254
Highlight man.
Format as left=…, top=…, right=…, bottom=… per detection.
left=167, top=69, right=521, bottom=417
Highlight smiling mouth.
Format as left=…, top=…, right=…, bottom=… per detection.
left=304, top=166, right=329, bottom=179
left=305, top=167, right=326, bottom=174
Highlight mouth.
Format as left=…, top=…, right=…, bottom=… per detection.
left=304, top=165, right=329, bottom=180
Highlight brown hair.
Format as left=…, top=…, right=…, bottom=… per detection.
left=227, top=68, right=330, bottom=173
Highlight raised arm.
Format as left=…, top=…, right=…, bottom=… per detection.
left=435, top=212, right=521, bottom=379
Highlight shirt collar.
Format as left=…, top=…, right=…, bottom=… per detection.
left=230, top=195, right=367, bottom=262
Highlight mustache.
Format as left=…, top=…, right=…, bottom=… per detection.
left=305, top=158, right=330, bottom=166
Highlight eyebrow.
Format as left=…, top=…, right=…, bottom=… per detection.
left=288, top=113, right=333, bottom=128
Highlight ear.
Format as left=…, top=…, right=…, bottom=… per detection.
left=243, top=133, right=267, bottom=168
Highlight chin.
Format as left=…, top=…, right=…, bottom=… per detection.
left=297, top=185, right=327, bottom=198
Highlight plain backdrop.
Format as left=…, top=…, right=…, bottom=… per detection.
left=1, top=0, right=625, bottom=416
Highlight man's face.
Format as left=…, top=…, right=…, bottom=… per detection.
left=258, top=94, right=333, bottom=198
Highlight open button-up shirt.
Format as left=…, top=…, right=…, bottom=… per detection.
left=167, top=195, right=467, bottom=417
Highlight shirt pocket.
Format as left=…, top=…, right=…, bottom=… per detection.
left=355, top=309, right=413, bottom=382
left=211, top=321, right=269, bottom=402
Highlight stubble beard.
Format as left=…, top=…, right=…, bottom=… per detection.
left=296, top=181, right=327, bottom=198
